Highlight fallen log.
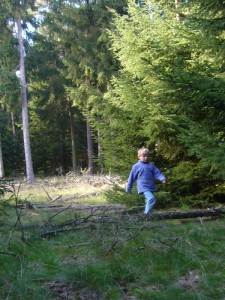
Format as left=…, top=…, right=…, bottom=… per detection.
left=21, top=203, right=225, bottom=220
left=40, top=207, right=224, bottom=237
left=150, top=209, right=223, bottom=220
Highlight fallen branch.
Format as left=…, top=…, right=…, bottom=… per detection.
left=42, top=186, right=62, bottom=203
left=41, top=224, right=97, bottom=237
left=29, top=206, right=225, bottom=238
left=151, top=209, right=223, bottom=220
left=40, top=206, right=113, bottom=237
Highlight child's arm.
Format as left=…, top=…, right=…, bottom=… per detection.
left=153, top=165, right=166, bottom=183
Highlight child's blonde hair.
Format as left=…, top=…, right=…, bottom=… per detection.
left=138, top=147, right=149, bottom=158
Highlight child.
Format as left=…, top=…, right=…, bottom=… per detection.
left=126, top=147, right=166, bottom=217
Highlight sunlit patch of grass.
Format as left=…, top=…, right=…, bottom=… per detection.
left=4, top=175, right=119, bottom=206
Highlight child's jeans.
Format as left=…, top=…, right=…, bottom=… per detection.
left=143, top=191, right=156, bottom=215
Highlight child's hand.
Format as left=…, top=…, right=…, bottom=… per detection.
left=162, top=179, right=167, bottom=184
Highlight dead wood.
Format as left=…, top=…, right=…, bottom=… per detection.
left=32, top=204, right=225, bottom=219
left=42, top=186, right=62, bottom=202
left=39, top=207, right=224, bottom=238
left=150, top=209, right=223, bottom=220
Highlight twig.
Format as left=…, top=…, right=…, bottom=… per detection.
left=107, top=232, right=141, bottom=252
left=41, top=224, right=97, bottom=237
left=153, top=237, right=179, bottom=248
left=49, top=195, right=62, bottom=203
left=40, top=207, right=117, bottom=236
left=8, top=206, right=26, bottom=247
left=46, top=204, right=72, bottom=221
left=42, top=186, right=62, bottom=203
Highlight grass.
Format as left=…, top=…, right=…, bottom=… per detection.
left=4, top=175, right=114, bottom=207
left=1, top=218, right=225, bottom=299
left=0, top=175, right=225, bottom=299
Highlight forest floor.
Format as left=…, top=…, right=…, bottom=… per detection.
left=0, top=175, right=225, bottom=299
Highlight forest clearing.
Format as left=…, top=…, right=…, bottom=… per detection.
left=0, top=175, right=224, bottom=299
left=1, top=0, right=225, bottom=298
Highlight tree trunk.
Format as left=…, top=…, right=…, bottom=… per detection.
left=151, top=209, right=221, bottom=220
left=86, top=115, right=94, bottom=175
left=175, top=0, right=185, bottom=21
left=97, top=129, right=103, bottom=174
left=17, top=14, right=35, bottom=184
left=69, top=105, right=77, bottom=172
left=11, top=111, right=16, bottom=137
left=0, top=132, right=4, bottom=178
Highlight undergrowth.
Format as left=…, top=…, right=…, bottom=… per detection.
left=0, top=176, right=224, bottom=299
left=0, top=209, right=225, bottom=299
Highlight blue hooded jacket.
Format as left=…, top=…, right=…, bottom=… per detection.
left=126, top=160, right=166, bottom=194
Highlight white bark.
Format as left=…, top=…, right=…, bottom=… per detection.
left=17, top=14, right=35, bottom=183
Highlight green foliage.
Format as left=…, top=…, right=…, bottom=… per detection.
left=165, top=160, right=225, bottom=208
left=105, top=184, right=144, bottom=208
left=25, top=32, right=87, bottom=173
left=99, top=0, right=225, bottom=204
left=105, top=161, right=225, bottom=209
left=0, top=180, right=12, bottom=197
left=0, top=180, right=13, bottom=216
left=105, top=184, right=176, bottom=210
left=99, top=1, right=187, bottom=167
left=154, top=191, right=174, bottom=209
left=13, top=0, right=129, bottom=175
left=0, top=0, right=224, bottom=209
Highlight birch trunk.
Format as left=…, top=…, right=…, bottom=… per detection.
left=17, top=14, right=35, bottom=183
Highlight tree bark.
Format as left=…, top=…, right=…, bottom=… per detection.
left=17, top=14, right=35, bottom=183
left=69, top=104, right=77, bottom=172
left=86, top=115, right=94, bottom=174
left=175, top=0, right=185, bottom=21
left=0, top=132, right=4, bottom=178
left=97, top=129, right=103, bottom=174
left=11, top=111, right=16, bottom=137
left=151, top=209, right=221, bottom=220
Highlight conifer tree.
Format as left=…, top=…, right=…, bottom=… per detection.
left=102, top=0, right=225, bottom=203
left=43, top=0, right=127, bottom=174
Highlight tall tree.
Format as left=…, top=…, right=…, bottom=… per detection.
left=177, top=0, right=225, bottom=179
left=100, top=0, right=225, bottom=204
left=44, top=0, right=127, bottom=174
left=1, top=0, right=37, bottom=182
left=26, top=28, right=83, bottom=174
left=17, top=13, right=35, bottom=183
left=68, top=103, right=77, bottom=172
